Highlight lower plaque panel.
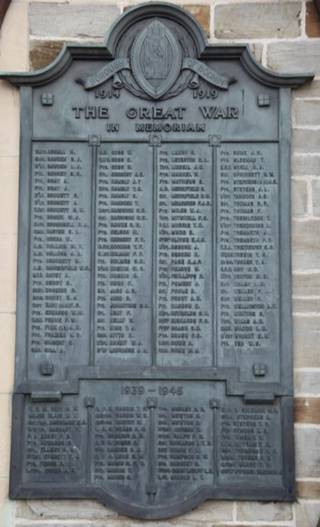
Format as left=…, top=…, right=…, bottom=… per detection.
left=11, top=381, right=294, bottom=519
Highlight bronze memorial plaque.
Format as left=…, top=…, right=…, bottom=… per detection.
left=0, top=3, right=313, bottom=519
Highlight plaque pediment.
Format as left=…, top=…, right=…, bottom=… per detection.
left=0, top=1, right=314, bottom=521
left=81, top=7, right=235, bottom=99
left=0, top=3, right=312, bottom=91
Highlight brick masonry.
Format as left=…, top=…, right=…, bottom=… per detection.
left=0, top=1, right=320, bottom=526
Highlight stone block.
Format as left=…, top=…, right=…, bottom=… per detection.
left=10, top=523, right=298, bottom=527
left=0, top=82, right=20, bottom=158
left=0, top=157, right=19, bottom=236
left=292, top=155, right=320, bottom=177
left=16, top=500, right=117, bottom=520
left=292, top=179, right=309, bottom=217
left=0, top=479, right=9, bottom=502
left=249, top=43, right=263, bottom=64
left=0, top=478, right=14, bottom=527
left=29, top=3, right=120, bottom=39
left=0, top=315, right=15, bottom=395
left=293, top=272, right=320, bottom=296
left=0, top=396, right=11, bottom=478
left=293, top=130, right=320, bottom=155
left=215, top=2, right=301, bottom=39
left=13, top=501, right=238, bottom=527
left=178, top=500, right=233, bottom=521
left=294, top=79, right=320, bottom=98
left=295, top=426, right=320, bottom=477
left=294, top=499, right=320, bottom=527
left=12, top=521, right=229, bottom=527
left=294, top=397, right=320, bottom=424
left=294, top=100, right=320, bottom=127
left=183, top=5, right=210, bottom=36
left=297, top=480, right=320, bottom=499
left=0, top=0, right=28, bottom=71
left=15, top=524, right=95, bottom=527
left=312, top=179, right=320, bottom=216
left=0, top=235, right=17, bottom=314
left=292, top=220, right=320, bottom=270
left=268, top=41, right=320, bottom=75
left=293, top=315, right=320, bottom=367
left=124, top=4, right=210, bottom=35
left=295, top=369, right=320, bottom=396
left=293, top=297, right=320, bottom=312
left=306, top=1, right=320, bottom=38
left=14, top=523, right=122, bottom=527
left=236, top=501, right=293, bottom=521
left=30, top=40, right=64, bottom=71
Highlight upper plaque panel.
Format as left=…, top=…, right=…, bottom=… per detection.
left=0, top=1, right=313, bottom=519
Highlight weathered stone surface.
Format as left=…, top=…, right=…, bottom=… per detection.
left=294, top=397, right=320, bottom=424
left=249, top=42, right=263, bottom=64
left=312, top=179, right=320, bottom=216
left=294, top=499, right=320, bottom=527
left=0, top=235, right=17, bottom=313
left=183, top=5, right=210, bottom=36
left=0, top=82, right=19, bottom=158
left=294, top=79, right=320, bottom=98
left=268, top=41, right=320, bottom=75
left=0, top=0, right=28, bottom=71
left=12, top=522, right=235, bottom=527
left=16, top=500, right=233, bottom=527
left=292, top=155, right=320, bottom=177
left=16, top=500, right=118, bottom=520
left=0, top=478, right=9, bottom=502
left=306, top=1, right=320, bottom=38
left=0, top=156, right=18, bottom=235
left=124, top=4, right=211, bottom=35
left=236, top=501, right=293, bottom=521
left=0, top=395, right=11, bottom=479
left=293, top=297, right=320, bottom=312
left=0, top=315, right=15, bottom=395
left=29, top=3, right=120, bottom=38
left=293, top=315, right=320, bottom=367
left=0, top=478, right=13, bottom=527
left=13, top=523, right=297, bottom=527
left=294, top=100, right=320, bottom=126
left=178, top=500, right=233, bottom=521
left=293, top=272, right=320, bottom=296
left=30, top=39, right=64, bottom=70
left=295, top=369, right=320, bottom=396
left=296, top=479, right=320, bottom=499
left=292, top=220, right=320, bottom=270
left=292, top=179, right=309, bottom=217
left=215, top=2, right=301, bottom=39
left=295, top=426, right=320, bottom=477
left=293, top=130, right=320, bottom=155
left=15, top=523, right=130, bottom=527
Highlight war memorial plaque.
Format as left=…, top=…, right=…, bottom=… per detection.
left=0, top=3, right=313, bottom=519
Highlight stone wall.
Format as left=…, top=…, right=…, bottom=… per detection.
left=0, top=0, right=319, bottom=526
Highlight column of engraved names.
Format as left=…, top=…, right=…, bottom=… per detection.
left=29, top=144, right=91, bottom=376
left=220, top=405, right=281, bottom=476
left=157, top=145, right=212, bottom=366
left=217, top=145, right=278, bottom=361
left=157, top=404, right=213, bottom=484
left=25, top=402, right=85, bottom=479
left=95, top=146, right=152, bottom=365
left=93, top=404, right=147, bottom=484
